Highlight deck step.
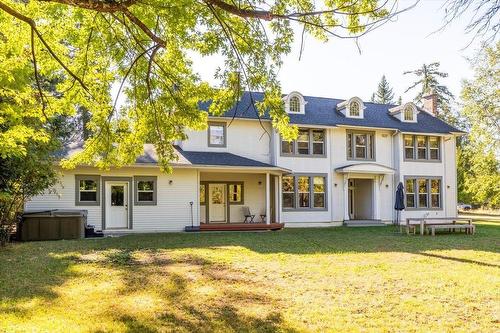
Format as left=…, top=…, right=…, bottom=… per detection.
left=344, top=220, right=387, bottom=227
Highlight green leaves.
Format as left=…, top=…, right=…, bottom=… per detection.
left=457, top=42, right=500, bottom=209
left=0, top=0, right=395, bottom=171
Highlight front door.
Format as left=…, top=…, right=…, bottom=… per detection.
left=105, top=182, right=129, bottom=229
left=209, top=183, right=226, bottom=223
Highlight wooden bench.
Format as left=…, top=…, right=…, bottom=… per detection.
left=428, top=223, right=475, bottom=236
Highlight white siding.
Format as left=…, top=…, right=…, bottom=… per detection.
left=181, top=118, right=272, bottom=163
left=26, top=167, right=199, bottom=232
left=397, top=133, right=458, bottom=221
left=275, top=127, right=334, bottom=224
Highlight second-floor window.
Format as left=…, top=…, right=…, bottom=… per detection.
left=346, top=131, right=375, bottom=160
left=281, top=128, right=325, bottom=156
left=208, top=122, right=226, bottom=147
left=404, top=135, right=440, bottom=161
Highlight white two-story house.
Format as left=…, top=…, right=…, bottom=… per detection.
left=26, top=91, right=464, bottom=232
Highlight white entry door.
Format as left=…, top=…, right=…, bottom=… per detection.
left=209, top=183, right=226, bottom=223
left=105, top=182, right=129, bottom=229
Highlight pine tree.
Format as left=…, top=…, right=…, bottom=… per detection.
left=372, top=75, right=395, bottom=104
left=397, top=96, right=402, bottom=104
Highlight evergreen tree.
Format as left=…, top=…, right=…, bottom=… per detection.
left=404, top=62, right=455, bottom=120
left=372, top=75, right=395, bottom=104
left=397, top=96, right=402, bottom=104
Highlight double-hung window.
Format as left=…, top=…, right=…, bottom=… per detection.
left=134, top=176, right=157, bottom=205
left=208, top=122, right=226, bottom=147
left=404, top=135, right=440, bottom=161
left=282, top=176, right=295, bottom=208
left=297, top=130, right=310, bottom=155
left=405, top=177, right=441, bottom=209
left=347, top=131, right=374, bottom=160
left=75, top=175, right=100, bottom=206
left=282, top=175, right=327, bottom=210
left=281, top=128, right=325, bottom=157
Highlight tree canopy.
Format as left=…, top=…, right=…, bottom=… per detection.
left=457, top=42, right=500, bottom=208
left=0, top=0, right=412, bottom=171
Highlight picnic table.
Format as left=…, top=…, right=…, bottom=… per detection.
left=403, top=217, right=474, bottom=236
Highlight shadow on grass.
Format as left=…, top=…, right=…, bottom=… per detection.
left=1, top=223, right=498, bottom=331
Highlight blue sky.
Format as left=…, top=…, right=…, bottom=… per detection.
left=193, top=0, right=484, bottom=104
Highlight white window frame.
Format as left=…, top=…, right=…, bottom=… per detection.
left=284, top=92, right=306, bottom=114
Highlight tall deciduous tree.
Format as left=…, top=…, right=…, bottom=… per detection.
left=371, top=75, right=395, bottom=104
left=0, top=0, right=414, bottom=171
left=457, top=42, right=500, bottom=208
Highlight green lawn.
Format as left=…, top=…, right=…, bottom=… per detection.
left=1, top=222, right=499, bottom=333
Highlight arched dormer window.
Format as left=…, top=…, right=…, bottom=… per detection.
left=349, top=100, right=360, bottom=117
left=284, top=92, right=306, bottom=114
left=289, top=96, right=300, bottom=113
left=337, top=97, right=365, bottom=119
left=388, top=102, right=418, bottom=123
left=404, top=104, right=414, bottom=121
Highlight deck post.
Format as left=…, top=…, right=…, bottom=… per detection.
left=265, top=172, right=270, bottom=224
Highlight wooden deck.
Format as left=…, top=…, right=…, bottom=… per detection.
left=199, top=223, right=285, bottom=231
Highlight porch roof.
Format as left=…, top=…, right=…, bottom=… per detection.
left=174, top=146, right=286, bottom=170
left=335, top=163, right=395, bottom=175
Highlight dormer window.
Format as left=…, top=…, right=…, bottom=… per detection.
left=289, top=96, right=300, bottom=113
left=388, top=102, right=418, bottom=123
left=337, top=97, right=365, bottom=119
left=349, top=101, right=360, bottom=117
left=404, top=105, right=414, bottom=121
left=284, top=92, right=306, bottom=114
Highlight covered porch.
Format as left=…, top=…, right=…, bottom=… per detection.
left=335, top=163, right=395, bottom=224
left=199, top=169, right=284, bottom=226
left=174, top=148, right=289, bottom=230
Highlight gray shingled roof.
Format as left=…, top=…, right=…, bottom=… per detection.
left=200, top=91, right=464, bottom=134
left=59, top=143, right=281, bottom=169
left=175, top=147, right=278, bottom=168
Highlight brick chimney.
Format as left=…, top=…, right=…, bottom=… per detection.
left=422, top=90, right=438, bottom=116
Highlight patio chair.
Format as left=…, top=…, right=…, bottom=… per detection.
left=242, top=206, right=255, bottom=223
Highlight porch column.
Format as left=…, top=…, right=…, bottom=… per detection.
left=373, top=176, right=381, bottom=220
left=343, top=174, right=349, bottom=221
left=277, top=175, right=282, bottom=223
left=265, top=172, right=271, bottom=224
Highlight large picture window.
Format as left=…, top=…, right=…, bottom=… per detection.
left=405, top=177, right=441, bottom=209
left=75, top=175, right=100, bottom=206
left=134, top=176, right=157, bottom=205
left=403, top=135, right=440, bottom=161
left=281, top=128, right=325, bottom=157
left=208, top=122, right=226, bottom=147
left=282, top=175, right=327, bottom=210
left=346, top=131, right=375, bottom=160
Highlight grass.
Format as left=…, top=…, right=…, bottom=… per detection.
left=1, top=222, right=499, bottom=333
